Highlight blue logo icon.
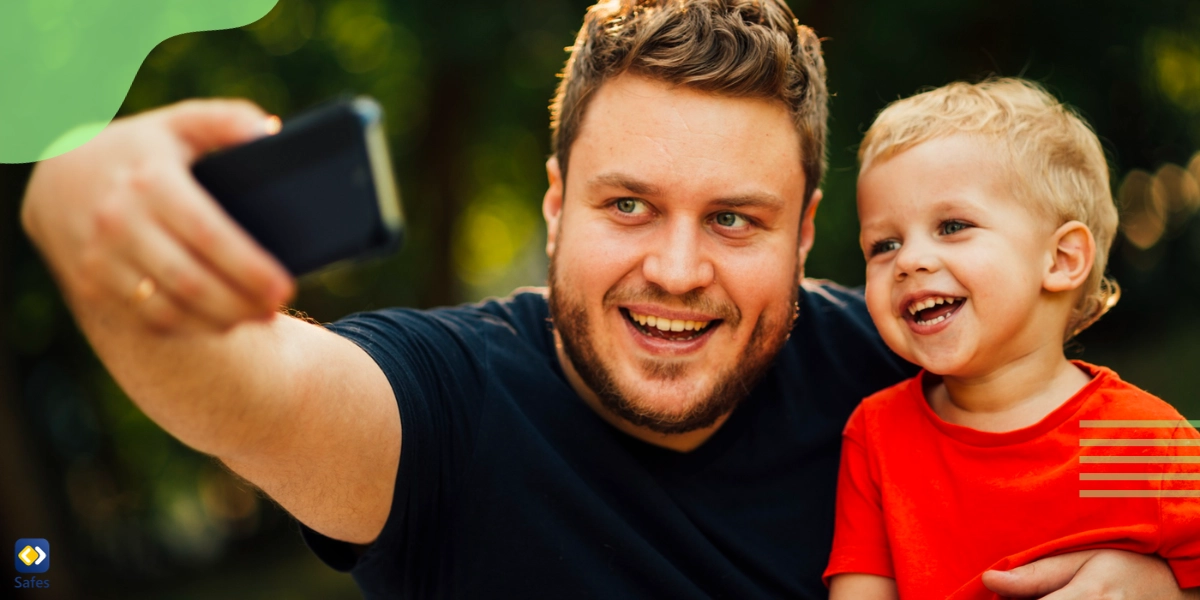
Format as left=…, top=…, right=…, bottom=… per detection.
left=14, top=539, right=49, bottom=574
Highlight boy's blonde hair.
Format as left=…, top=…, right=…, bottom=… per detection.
left=859, top=77, right=1119, bottom=340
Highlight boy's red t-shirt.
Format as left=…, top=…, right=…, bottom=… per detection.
left=823, top=361, right=1200, bottom=599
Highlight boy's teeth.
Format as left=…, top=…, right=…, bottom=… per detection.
left=907, top=296, right=958, bottom=315
left=629, top=311, right=710, bottom=333
left=916, top=314, right=948, bottom=326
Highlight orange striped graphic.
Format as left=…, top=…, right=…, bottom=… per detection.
left=1079, top=419, right=1200, bottom=498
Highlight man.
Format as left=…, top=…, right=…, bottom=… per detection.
left=19, top=0, right=1196, bottom=597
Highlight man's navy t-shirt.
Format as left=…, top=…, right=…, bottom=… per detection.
left=301, top=281, right=914, bottom=599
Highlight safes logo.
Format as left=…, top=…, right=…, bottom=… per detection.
left=14, top=539, right=49, bottom=574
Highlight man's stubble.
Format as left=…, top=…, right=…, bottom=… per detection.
left=546, top=243, right=799, bottom=435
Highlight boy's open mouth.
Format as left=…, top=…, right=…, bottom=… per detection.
left=905, top=296, right=965, bottom=327
left=621, top=308, right=722, bottom=341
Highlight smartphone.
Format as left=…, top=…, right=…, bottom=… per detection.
left=192, top=96, right=405, bottom=276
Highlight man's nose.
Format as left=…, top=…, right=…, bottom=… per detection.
left=894, top=238, right=940, bottom=279
left=641, top=218, right=715, bottom=295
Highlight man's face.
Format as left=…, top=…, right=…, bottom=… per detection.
left=543, top=74, right=818, bottom=435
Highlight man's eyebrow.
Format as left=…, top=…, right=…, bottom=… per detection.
left=588, top=173, right=661, bottom=196
left=710, top=194, right=785, bottom=211
left=588, top=173, right=785, bottom=210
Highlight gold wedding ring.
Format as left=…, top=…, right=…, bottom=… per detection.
left=131, top=277, right=157, bottom=304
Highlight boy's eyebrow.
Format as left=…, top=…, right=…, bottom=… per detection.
left=588, top=172, right=785, bottom=210
left=929, top=197, right=986, bottom=213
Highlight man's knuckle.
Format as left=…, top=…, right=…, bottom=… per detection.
left=126, top=160, right=160, bottom=195
left=163, top=265, right=203, bottom=300
left=145, top=303, right=182, bottom=331
left=190, top=218, right=218, bottom=253
left=92, top=198, right=129, bottom=239
left=77, top=244, right=104, bottom=275
left=175, top=273, right=204, bottom=300
left=73, top=273, right=102, bottom=303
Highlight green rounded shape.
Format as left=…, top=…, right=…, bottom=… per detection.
left=0, top=0, right=279, bottom=164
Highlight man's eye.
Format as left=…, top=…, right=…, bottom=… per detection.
left=714, top=212, right=748, bottom=228
left=615, top=198, right=646, bottom=214
left=870, top=240, right=900, bottom=256
left=940, top=220, right=970, bottom=235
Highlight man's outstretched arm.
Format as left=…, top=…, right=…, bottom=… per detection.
left=21, top=99, right=400, bottom=545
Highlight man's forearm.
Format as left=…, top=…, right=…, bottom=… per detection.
left=70, top=288, right=305, bottom=461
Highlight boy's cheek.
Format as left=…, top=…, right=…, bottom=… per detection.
left=864, top=289, right=911, bottom=357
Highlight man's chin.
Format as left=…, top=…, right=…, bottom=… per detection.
left=634, top=356, right=692, bottom=381
left=597, top=378, right=736, bottom=434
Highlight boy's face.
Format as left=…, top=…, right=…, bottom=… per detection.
left=858, top=134, right=1062, bottom=378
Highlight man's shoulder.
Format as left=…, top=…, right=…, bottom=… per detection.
left=472, top=287, right=551, bottom=331
left=331, top=288, right=549, bottom=338
left=799, top=278, right=867, bottom=305
left=784, top=278, right=917, bottom=401
left=798, top=278, right=877, bottom=323
left=795, top=278, right=878, bottom=343
left=323, top=288, right=554, bottom=383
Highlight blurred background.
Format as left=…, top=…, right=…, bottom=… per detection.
left=1, top=0, right=1199, bottom=597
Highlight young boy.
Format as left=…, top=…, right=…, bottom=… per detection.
left=824, top=78, right=1200, bottom=599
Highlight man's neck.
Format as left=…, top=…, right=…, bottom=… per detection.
left=553, top=335, right=729, bottom=453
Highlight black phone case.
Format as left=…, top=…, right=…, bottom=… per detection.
left=192, top=98, right=404, bottom=276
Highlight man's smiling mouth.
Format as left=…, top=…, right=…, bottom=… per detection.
left=621, top=308, right=722, bottom=341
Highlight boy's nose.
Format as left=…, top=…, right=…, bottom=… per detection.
left=894, top=240, right=940, bottom=279
left=641, top=218, right=715, bottom=295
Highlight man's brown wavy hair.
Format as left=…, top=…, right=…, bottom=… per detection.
left=550, top=0, right=829, bottom=206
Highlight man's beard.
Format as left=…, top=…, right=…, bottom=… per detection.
left=547, top=255, right=798, bottom=435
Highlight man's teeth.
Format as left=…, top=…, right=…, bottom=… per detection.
left=628, top=311, right=710, bottom=332
left=907, top=296, right=960, bottom=316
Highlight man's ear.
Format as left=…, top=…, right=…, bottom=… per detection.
left=1044, top=221, right=1095, bottom=293
left=543, top=156, right=564, bottom=258
left=796, top=189, right=822, bottom=284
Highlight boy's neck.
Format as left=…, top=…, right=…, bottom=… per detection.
left=925, top=348, right=1094, bottom=433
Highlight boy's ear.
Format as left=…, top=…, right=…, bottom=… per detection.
left=796, top=189, right=822, bottom=284
left=543, top=157, right=564, bottom=258
left=1044, top=221, right=1095, bottom=293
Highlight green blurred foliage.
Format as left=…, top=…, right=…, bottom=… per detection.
left=1, top=1, right=1199, bottom=598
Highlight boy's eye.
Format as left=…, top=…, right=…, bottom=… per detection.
left=940, top=220, right=970, bottom=235
left=870, top=239, right=900, bottom=256
left=615, top=198, right=647, bottom=215
left=713, top=212, right=748, bottom=228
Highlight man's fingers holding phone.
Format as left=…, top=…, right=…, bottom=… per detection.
left=147, top=164, right=294, bottom=313
left=21, top=98, right=294, bottom=335
left=127, top=216, right=276, bottom=331
left=165, top=98, right=276, bottom=161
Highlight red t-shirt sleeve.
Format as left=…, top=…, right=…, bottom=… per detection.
left=1161, top=421, right=1200, bottom=589
left=823, top=401, right=895, bottom=586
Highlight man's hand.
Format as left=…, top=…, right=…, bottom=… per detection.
left=21, top=98, right=294, bottom=333
left=982, top=549, right=1199, bottom=599
left=19, top=99, right=400, bottom=545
